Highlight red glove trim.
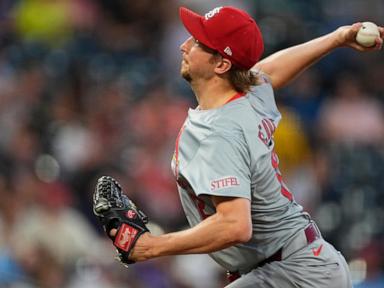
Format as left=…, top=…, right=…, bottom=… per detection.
left=114, top=223, right=138, bottom=252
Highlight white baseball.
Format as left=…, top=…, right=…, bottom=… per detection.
left=356, top=22, right=380, bottom=47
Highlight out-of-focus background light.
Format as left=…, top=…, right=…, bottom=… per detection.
left=0, top=0, right=383, bottom=287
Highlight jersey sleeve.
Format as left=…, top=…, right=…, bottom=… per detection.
left=181, top=134, right=251, bottom=199
left=247, top=70, right=282, bottom=127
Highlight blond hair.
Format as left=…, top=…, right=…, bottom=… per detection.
left=208, top=49, right=263, bottom=93
left=228, top=68, right=263, bottom=93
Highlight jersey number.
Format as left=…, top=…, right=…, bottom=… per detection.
left=271, top=151, right=293, bottom=201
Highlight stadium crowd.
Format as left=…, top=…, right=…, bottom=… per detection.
left=0, top=0, right=383, bottom=287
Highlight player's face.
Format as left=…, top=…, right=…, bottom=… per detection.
left=179, top=37, right=220, bottom=82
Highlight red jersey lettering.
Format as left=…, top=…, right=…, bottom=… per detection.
left=271, top=151, right=293, bottom=201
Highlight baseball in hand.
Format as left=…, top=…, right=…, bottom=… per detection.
left=355, top=22, right=380, bottom=47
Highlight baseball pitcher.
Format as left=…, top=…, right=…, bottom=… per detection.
left=93, top=5, right=383, bottom=288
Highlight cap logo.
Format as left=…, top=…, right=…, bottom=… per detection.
left=204, top=6, right=223, bottom=20
left=224, top=46, right=232, bottom=56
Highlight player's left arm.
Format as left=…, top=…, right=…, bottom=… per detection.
left=254, top=23, right=384, bottom=90
left=126, top=195, right=252, bottom=262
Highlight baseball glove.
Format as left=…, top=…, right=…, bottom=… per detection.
left=93, top=176, right=149, bottom=266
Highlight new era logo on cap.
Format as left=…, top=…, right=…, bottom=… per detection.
left=224, top=46, right=232, bottom=56
left=179, top=6, right=264, bottom=70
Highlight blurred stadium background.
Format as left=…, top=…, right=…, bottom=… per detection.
left=0, top=0, right=383, bottom=287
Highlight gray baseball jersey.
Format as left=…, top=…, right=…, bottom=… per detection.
left=171, top=77, right=311, bottom=274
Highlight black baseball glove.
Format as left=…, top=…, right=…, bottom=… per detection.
left=93, top=176, right=149, bottom=266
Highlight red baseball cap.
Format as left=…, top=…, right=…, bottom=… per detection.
left=179, top=6, right=264, bottom=70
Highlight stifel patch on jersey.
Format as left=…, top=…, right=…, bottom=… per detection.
left=210, top=176, right=240, bottom=191
left=114, top=224, right=138, bottom=252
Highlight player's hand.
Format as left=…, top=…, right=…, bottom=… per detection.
left=110, top=228, right=118, bottom=237
left=335, top=23, right=384, bottom=51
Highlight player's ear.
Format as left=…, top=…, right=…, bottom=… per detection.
left=214, top=58, right=232, bottom=75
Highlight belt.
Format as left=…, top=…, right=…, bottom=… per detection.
left=227, top=222, right=322, bottom=283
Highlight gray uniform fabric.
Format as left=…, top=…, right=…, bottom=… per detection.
left=171, top=79, right=352, bottom=287
left=226, top=239, right=352, bottom=288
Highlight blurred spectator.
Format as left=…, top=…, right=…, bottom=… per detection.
left=12, top=0, right=74, bottom=47
left=318, top=73, right=384, bottom=146
left=279, top=68, right=324, bottom=142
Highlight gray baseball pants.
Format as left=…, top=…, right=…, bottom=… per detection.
left=226, top=236, right=352, bottom=287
